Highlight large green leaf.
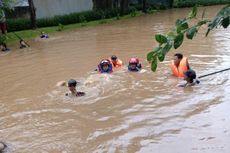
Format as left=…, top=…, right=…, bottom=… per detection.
left=151, top=56, right=157, bottom=72
left=175, top=19, right=183, bottom=26
left=167, top=31, right=176, bottom=40
left=188, top=6, right=197, bottom=18
left=186, top=27, right=197, bottom=39
left=157, top=52, right=165, bottom=62
left=155, top=34, right=167, bottom=45
left=147, top=51, right=154, bottom=62
left=174, top=33, right=184, bottom=49
left=222, top=17, right=230, bottom=28
left=147, top=47, right=161, bottom=62
left=162, top=42, right=173, bottom=54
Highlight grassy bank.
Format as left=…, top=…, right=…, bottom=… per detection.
left=174, top=0, right=230, bottom=7
left=6, top=11, right=146, bottom=44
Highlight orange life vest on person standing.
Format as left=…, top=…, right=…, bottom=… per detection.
left=110, top=59, right=123, bottom=68
left=170, top=57, right=188, bottom=78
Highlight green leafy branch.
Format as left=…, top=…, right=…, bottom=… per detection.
left=147, top=5, right=230, bottom=72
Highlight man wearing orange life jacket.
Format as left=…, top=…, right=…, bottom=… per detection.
left=170, top=53, right=190, bottom=78
left=110, top=55, right=123, bottom=68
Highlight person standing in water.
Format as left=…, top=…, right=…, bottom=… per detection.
left=178, top=69, right=200, bottom=87
left=171, top=53, right=190, bottom=78
left=110, top=55, right=123, bottom=68
left=0, top=2, right=10, bottom=52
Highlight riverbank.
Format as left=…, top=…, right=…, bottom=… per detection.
left=173, top=0, right=230, bottom=8
left=5, top=11, right=147, bottom=45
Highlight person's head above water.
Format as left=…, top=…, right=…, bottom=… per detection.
left=184, top=69, right=196, bottom=83
left=128, top=58, right=141, bottom=71
left=68, top=79, right=77, bottom=87
left=174, top=53, right=183, bottom=67
left=68, top=79, right=77, bottom=93
left=100, top=60, right=110, bottom=71
left=0, top=142, right=7, bottom=152
left=98, top=59, right=113, bottom=73
left=111, top=55, right=117, bottom=61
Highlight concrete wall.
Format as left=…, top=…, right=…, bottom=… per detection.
left=33, top=0, right=93, bottom=19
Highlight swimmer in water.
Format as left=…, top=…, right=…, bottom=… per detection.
left=178, top=69, right=200, bottom=87
left=65, top=79, right=85, bottom=97
left=40, top=32, right=49, bottom=39
left=0, top=142, right=7, bottom=153
left=97, top=59, right=113, bottom=73
left=110, top=55, right=123, bottom=68
left=19, top=40, right=27, bottom=49
left=56, top=79, right=85, bottom=97
left=128, top=58, right=142, bottom=72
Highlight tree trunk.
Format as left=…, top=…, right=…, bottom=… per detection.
left=28, top=0, right=36, bottom=29
left=169, top=0, right=174, bottom=8
left=143, top=0, right=147, bottom=13
left=120, top=0, right=129, bottom=15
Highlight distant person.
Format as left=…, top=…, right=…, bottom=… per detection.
left=0, top=142, right=7, bottom=153
left=128, top=58, right=142, bottom=72
left=178, top=69, right=200, bottom=87
left=110, top=55, right=123, bottom=68
left=19, top=40, right=27, bottom=49
left=40, top=32, right=49, bottom=39
left=97, top=59, right=113, bottom=74
left=0, top=9, right=10, bottom=51
left=170, top=53, right=190, bottom=78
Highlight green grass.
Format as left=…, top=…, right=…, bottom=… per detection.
left=6, top=11, right=145, bottom=45
left=173, top=0, right=230, bottom=7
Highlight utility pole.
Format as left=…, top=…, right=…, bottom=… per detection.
left=28, top=0, right=36, bottom=29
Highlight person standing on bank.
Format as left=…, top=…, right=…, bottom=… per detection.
left=0, top=1, right=10, bottom=51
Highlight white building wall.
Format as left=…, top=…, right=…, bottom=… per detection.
left=33, top=0, right=93, bottom=19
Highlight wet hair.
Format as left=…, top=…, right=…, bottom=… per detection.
left=68, top=79, right=77, bottom=87
left=111, top=55, right=117, bottom=60
left=0, top=142, right=7, bottom=152
left=174, top=53, right=183, bottom=59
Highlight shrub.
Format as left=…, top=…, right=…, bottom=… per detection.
left=7, top=18, right=31, bottom=32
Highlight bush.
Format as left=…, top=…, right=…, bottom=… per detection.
left=6, top=8, right=128, bottom=32
left=7, top=18, right=31, bottom=32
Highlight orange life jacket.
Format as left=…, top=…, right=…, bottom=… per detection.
left=170, top=57, right=188, bottom=78
left=110, top=59, right=123, bottom=68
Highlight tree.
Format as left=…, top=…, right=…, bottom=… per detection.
left=0, top=0, right=15, bottom=46
left=120, top=0, right=129, bottom=15
left=147, top=5, right=230, bottom=72
left=142, top=0, right=147, bottom=13
left=28, top=0, right=36, bottom=29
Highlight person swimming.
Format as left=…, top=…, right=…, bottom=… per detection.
left=0, top=142, right=7, bottom=153
left=110, top=55, right=123, bottom=68
left=97, top=59, right=113, bottom=73
left=65, top=79, right=85, bottom=97
left=178, top=69, right=200, bottom=87
left=19, top=40, right=27, bottom=49
left=128, top=58, right=142, bottom=72
left=40, top=32, right=49, bottom=39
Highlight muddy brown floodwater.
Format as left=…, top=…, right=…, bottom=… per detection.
left=0, top=5, right=230, bottom=153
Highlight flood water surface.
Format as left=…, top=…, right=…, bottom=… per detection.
left=0, top=5, right=230, bottom=153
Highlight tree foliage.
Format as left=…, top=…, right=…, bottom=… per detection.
left=0, top=0, right=15, bottom=11
left=147, top=4, right=230, bottom=72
